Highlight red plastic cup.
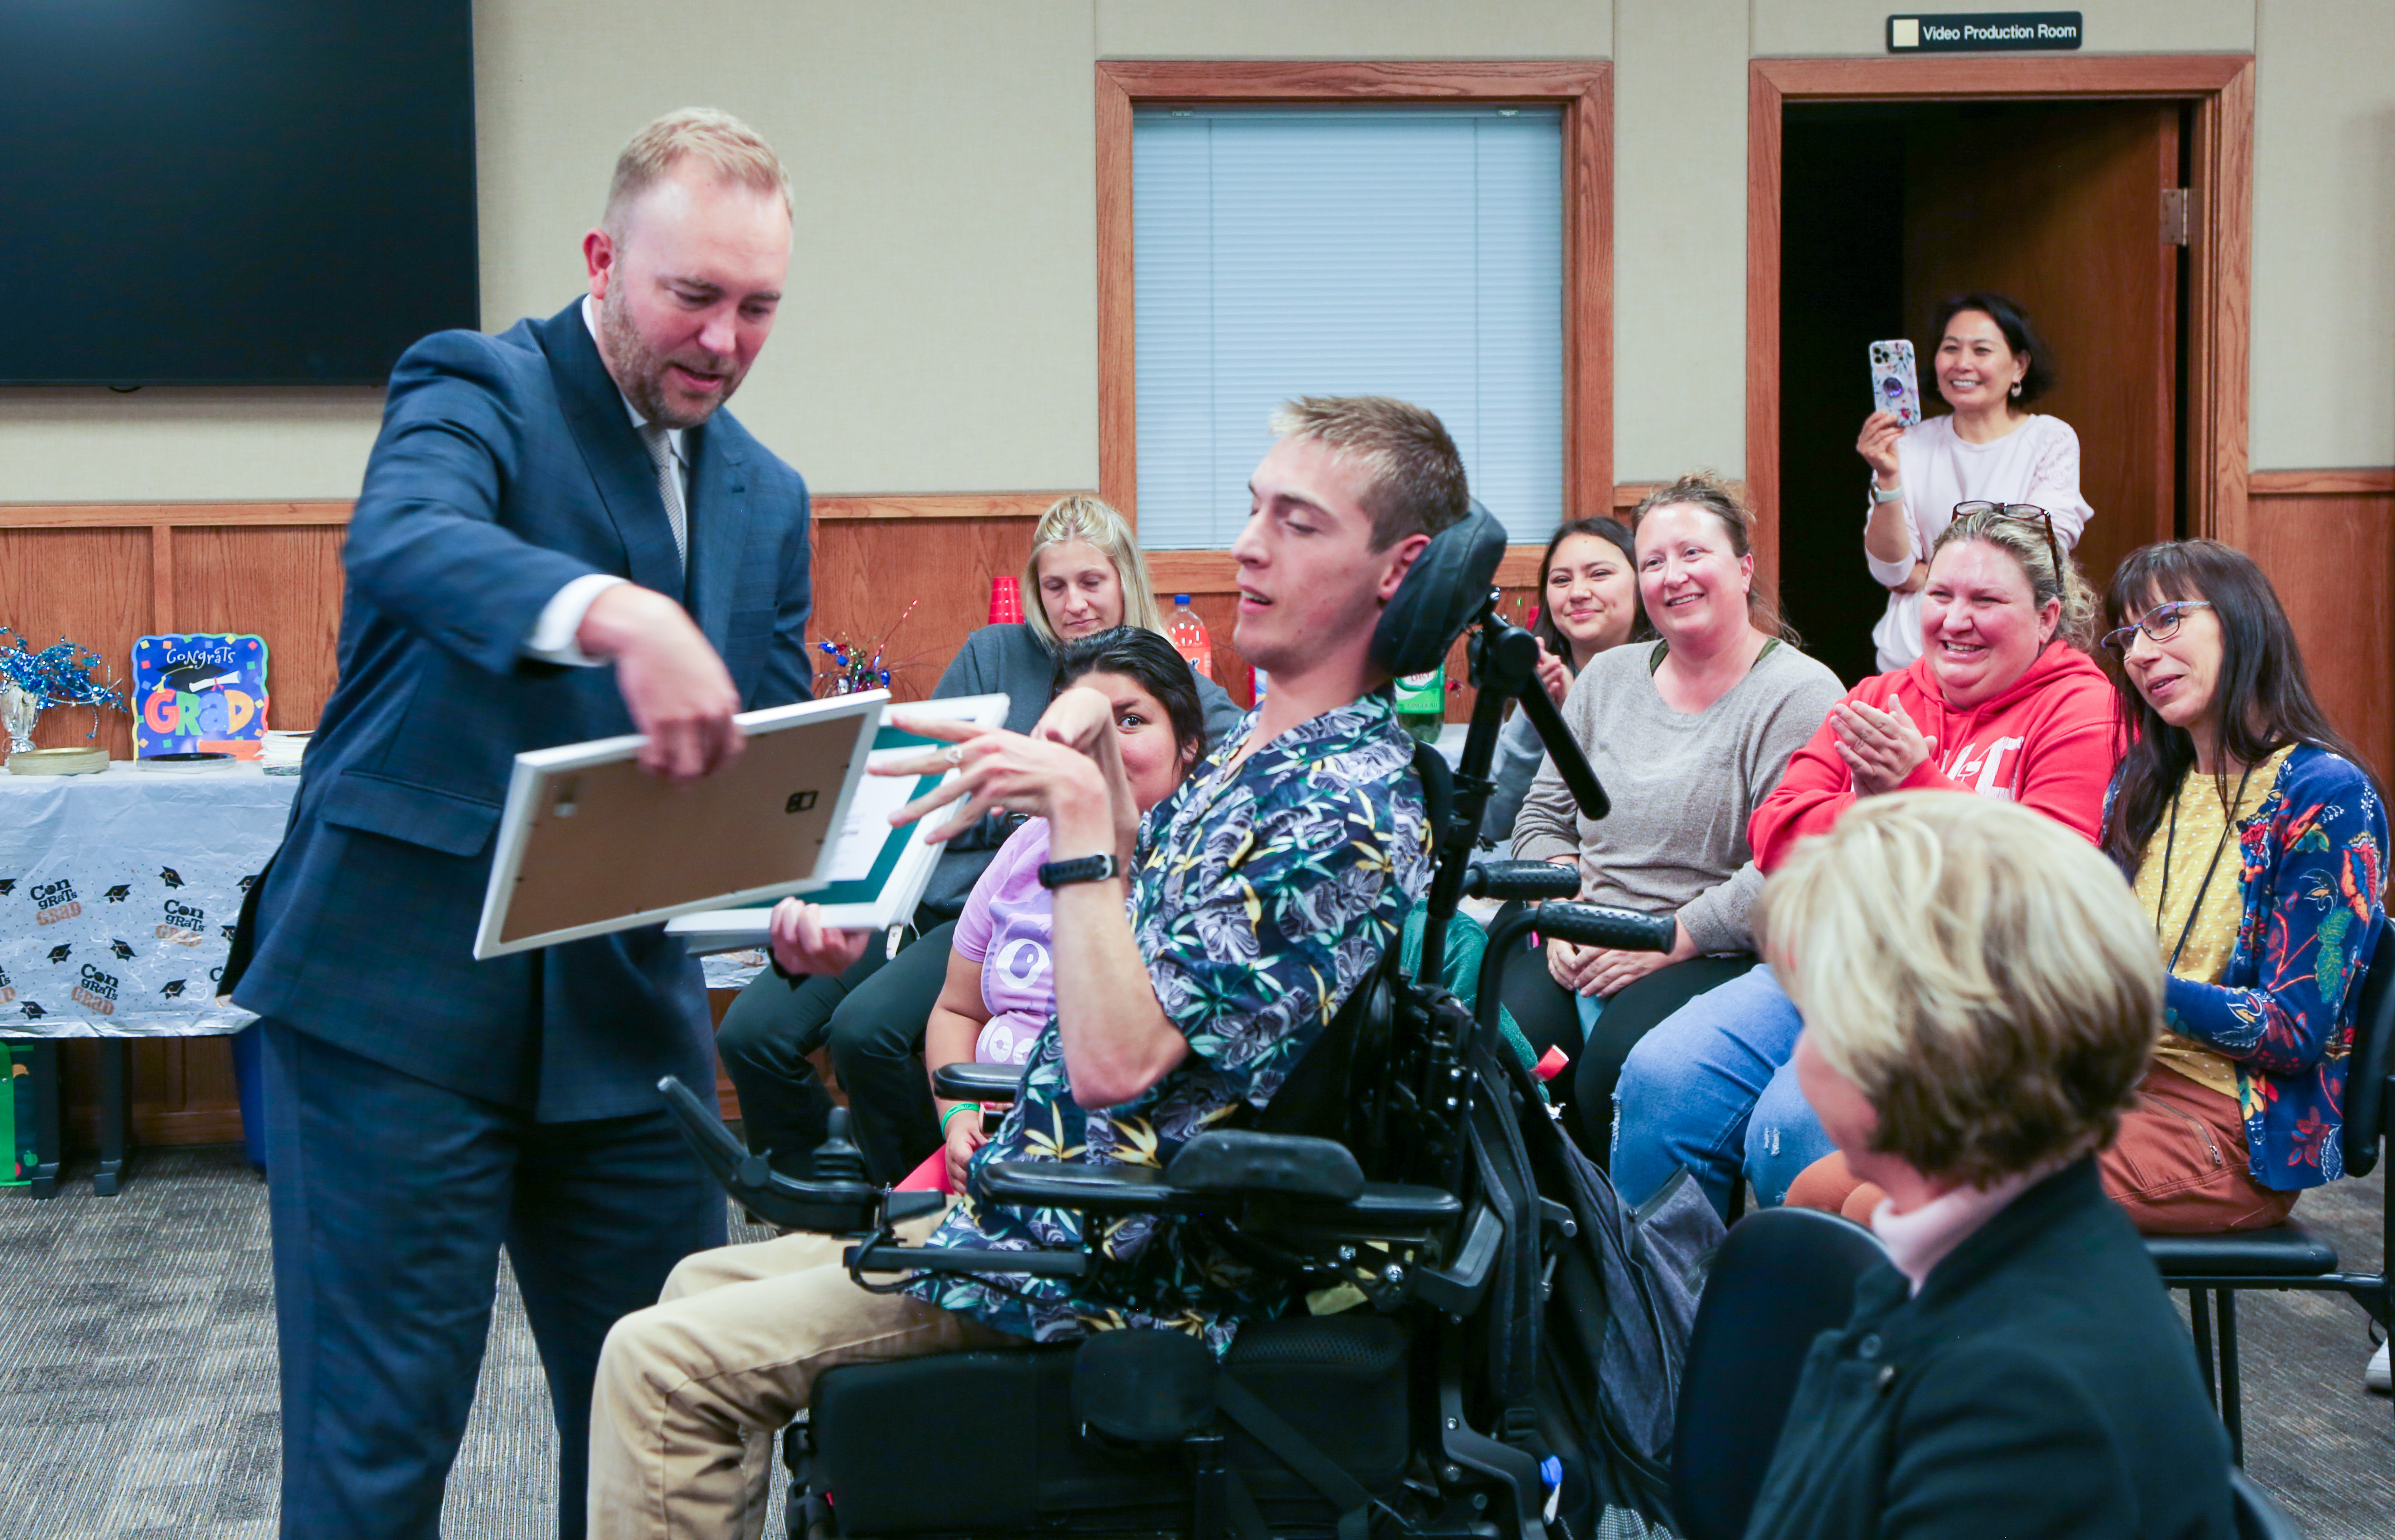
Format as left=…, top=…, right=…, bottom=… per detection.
left=989, top=575, right=1023, bottom=625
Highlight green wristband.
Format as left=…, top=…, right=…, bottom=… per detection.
left=941, top=1102, right=982, bottom=1136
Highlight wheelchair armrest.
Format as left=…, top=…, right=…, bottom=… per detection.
left=932, top=1062, right=1025, bottom=1102
left=1165, top=1129, right=1364, bottom=1201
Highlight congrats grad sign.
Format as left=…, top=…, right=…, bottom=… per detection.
left=132, top=634, right=271, bottom=759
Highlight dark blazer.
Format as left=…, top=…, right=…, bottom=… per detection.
left=234, top=299, right=814, bottom=1121
left=1745, top=1160, right=2234, bottom=1540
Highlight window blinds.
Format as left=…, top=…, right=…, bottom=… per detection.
left=1133, top=106, right=1565, bottom=549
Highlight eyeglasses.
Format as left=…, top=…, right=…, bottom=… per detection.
left=2100, top=600, right=2215, bottom=656
left=1951, top=501, right=2064, bottom=577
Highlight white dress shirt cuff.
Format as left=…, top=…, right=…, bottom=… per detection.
left=523, top=573, right=629, bottom=666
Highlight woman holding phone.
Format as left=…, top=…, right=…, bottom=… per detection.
left=1855, top=292, right=2092, bottom=673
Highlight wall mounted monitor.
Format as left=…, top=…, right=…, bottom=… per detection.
left=0, top=1, right=478, bottom=385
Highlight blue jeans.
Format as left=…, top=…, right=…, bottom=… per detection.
left=1608, top=963, right=1837, bottom=1216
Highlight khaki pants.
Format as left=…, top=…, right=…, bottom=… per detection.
left=1783, top=1065, right=2301, bottom=1233
left=589, top=1204, right=1023, bottom=1540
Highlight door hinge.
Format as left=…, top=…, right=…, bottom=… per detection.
left=2161, top=187, right=2192, bottom=246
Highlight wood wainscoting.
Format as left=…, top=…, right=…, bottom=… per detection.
left=19, top=471, right=2380, bottom=1150
left=2238, top=470, right=2395, bottom=783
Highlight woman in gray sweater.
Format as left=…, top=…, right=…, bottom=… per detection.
left=1507, top=475, right=1843, bottom=1157
left=719, top=496, right=1239, bottom=1181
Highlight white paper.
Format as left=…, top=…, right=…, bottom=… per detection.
left=821, top=753, right=919, bottom=884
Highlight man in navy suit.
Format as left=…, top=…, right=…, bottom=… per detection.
left=232, top=109, right=814, bottom=1540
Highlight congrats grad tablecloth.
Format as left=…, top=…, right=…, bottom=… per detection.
left=0, top=762, right=298, bottom=1036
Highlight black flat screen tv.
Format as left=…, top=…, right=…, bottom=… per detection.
left=0, top=1, right=478, bottom=386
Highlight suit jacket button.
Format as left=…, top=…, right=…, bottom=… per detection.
left=1857, top=1333, right=1882, bottom=1361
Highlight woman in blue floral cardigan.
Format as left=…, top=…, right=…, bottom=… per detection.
left=1788, top=539, right=2386, bottom=1241
left=2092, top=540, right=2386, bottom=1231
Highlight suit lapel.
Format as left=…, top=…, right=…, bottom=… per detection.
left=532, top=301, right=685, bottom=596
left=683, top=422, right=753, bottom=643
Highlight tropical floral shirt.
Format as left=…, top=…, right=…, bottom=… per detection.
left=905, top=692, right=1431, bottom=1352
left=2109, top=745, right=2387, bottom=1189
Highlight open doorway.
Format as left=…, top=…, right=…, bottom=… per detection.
left=1775, top=99, right=2191, bottom=682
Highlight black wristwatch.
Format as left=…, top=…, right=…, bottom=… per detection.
left=1038, top=852, right=1123, bottom=889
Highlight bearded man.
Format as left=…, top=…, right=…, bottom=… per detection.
left=230, top=108, right=813, bottom=1540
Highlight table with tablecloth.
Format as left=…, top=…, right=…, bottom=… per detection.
left=1, top=761, right=299, bottom=1194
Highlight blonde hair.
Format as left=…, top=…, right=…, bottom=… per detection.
left=1268, top=396, right=1470, bottom=551
left=1629, top=473, right=1799, bottom=643
left=1752, top=793, right=2159, bottom=1185
left=602, top=108, right=792, bottom=234
left=1021, top=496, right=1163, bottom=647
left=1929, top=506, right=2099, bottom=651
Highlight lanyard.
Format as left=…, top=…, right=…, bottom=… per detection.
left=2154, top=761, right=2256, bottom=973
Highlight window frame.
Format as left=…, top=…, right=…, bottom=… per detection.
left=1095, top=59, right=1612, bottom=593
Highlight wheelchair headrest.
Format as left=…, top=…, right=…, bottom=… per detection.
left=1369, top=499, right=1506, bottom=680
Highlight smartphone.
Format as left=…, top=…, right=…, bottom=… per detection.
left=1868, top=339, right=1922, bottom=429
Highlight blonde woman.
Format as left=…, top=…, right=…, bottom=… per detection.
left=718, top=496, right=1237, bottom=1183
left=1743, top=793, right=2233, bottom=1540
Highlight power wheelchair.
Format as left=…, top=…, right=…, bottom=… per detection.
left=662, top=504, right=1689, bottom=1540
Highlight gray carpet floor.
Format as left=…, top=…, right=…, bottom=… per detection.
left=0, top=1147, right=2386, bottom=1538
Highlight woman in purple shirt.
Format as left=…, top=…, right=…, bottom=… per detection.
left=910, top=626, right=1213, bottom=1191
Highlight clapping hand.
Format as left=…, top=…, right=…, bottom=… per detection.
left=1833, top=694, right=1936, bottom=796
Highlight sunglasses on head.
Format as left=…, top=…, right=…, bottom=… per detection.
left=2099, top=599, right=2215, bottom=657
left=1950, top=501, right=2063, bottom=577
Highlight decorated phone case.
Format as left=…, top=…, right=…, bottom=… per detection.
left=1869, top=339, right=1922, bottom=428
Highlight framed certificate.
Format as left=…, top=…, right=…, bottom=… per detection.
left=666, top=692, right=1012, bottom=951
left=471, top=692, right=885, bottom=960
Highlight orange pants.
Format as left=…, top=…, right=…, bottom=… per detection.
left=1783, top=1064, right=2300, bottom=1233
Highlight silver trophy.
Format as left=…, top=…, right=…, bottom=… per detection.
left=1, top=680, right=37, bottom=756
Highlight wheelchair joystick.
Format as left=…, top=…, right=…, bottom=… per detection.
left=812, top=1108, right=870, bottom=1185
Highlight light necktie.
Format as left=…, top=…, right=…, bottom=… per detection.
left=640, top=420, right=689, bottom=570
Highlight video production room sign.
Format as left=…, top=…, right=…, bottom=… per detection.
left=1887, top=13, right=2084, bottom=51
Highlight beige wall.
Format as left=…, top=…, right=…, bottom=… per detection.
left=1752, top=0, right=2255, bottom=57
left=4, top=0, right=2389, bottom=507
left=2253, top=0, right=2395, bottom=469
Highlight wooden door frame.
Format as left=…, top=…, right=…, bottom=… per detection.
left=1094, top=59, right=1611, bottom=588
left=1746, top=55, right=2254, bottom=586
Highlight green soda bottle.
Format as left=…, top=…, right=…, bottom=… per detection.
left=1395, top=664, right=1446, bottom=744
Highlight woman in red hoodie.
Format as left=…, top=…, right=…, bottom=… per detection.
left=1608, top=506, right=2117, bottom=1217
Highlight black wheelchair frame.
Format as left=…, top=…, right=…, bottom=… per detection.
left=662, top=505, right=1675, bottom=1540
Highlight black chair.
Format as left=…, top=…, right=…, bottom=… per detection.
left=2144, top=944, right=2395, bottom=1463
left=1668, top=1206, right=1890, bottom=1540
left=2230, top=1468, right=2306, bottom=1540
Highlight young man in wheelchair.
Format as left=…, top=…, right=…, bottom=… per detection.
left=589, top=396, right=1468, bottom=1539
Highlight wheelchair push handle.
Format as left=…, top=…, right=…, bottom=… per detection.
left=1533, top=902, right=1678, bottom=954
left=1463, top=860, right=1581, bottom=903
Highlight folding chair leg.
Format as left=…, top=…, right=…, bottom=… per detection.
left=2187, top=1288, right=2218, bottom=1412
left=2218, top=1290, right=2244, bottom=1467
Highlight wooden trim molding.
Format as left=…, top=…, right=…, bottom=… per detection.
left=0, top=501, right=353, bottom=528
left=1746, top=55, right=2255, bottom=579
left=2247, top=468, right=2395, bottom=498
left=810, top=493, right=1081, bottom=522
left=1094, top=59, right=1613, bottom=527
left=0, top=494, right=1081, bottom=529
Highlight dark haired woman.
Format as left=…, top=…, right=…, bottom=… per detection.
left=1791, top=539, right=2388, bottom=1240
left=1480, top=516, right=1644, bottom=843
left=1854, top=292, right=2093, bottom=673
